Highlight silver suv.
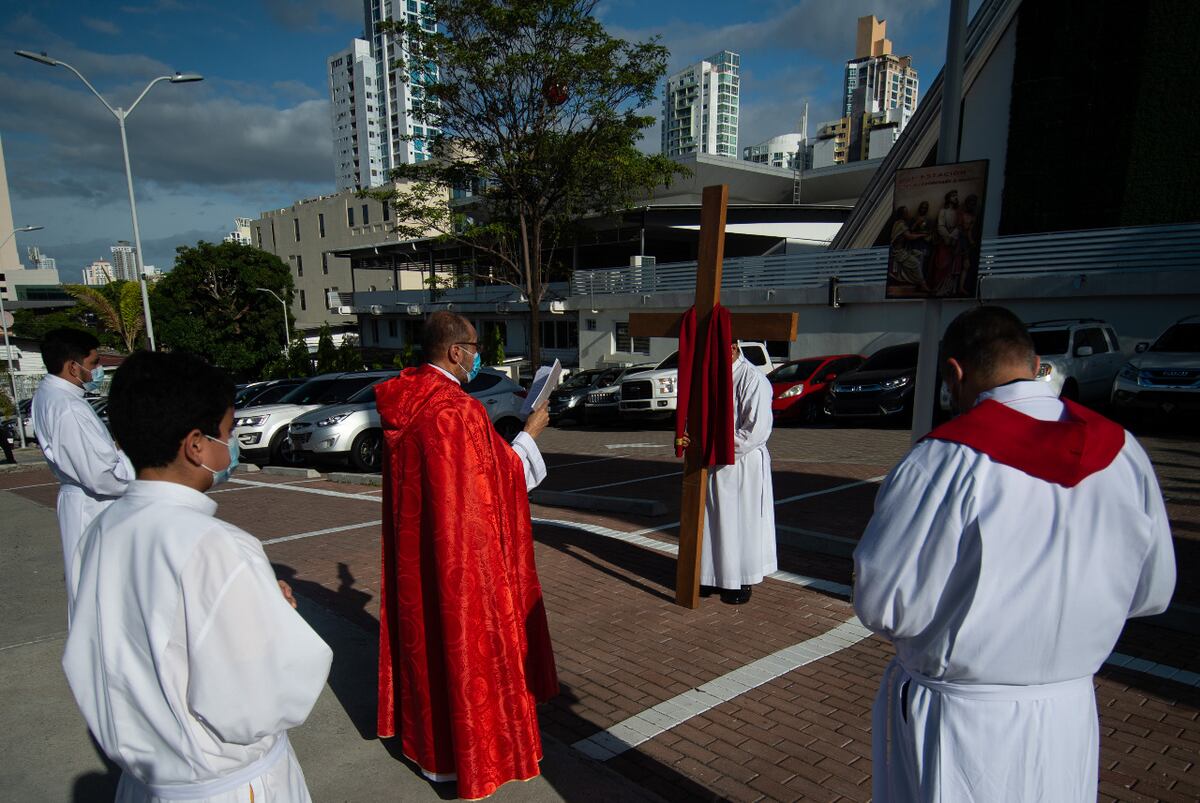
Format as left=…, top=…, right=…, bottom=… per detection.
left=1112, top=315, right=1200, bottom=415
left=1027, top=319, right=1125, bottom=405
left=289, top=368, right=529, bottom=472
left=234, top=371, right=392, bottom=466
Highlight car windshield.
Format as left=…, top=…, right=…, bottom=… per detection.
left=769, top=359, right=823, bottom=383
left=347, top=382, right=382, bottom=404
left=1151, top=323, right=1200, bottom=353
left=1030, top=330, right=1071, bottom=356
left=280, top=376, right=376, bottom=405
left=860, top=344, right=919, bottom=371
left=559, top=370, right=599, bottom=390
left=657, top=352, right=679, bottom=370
left=465, top=372, right=505, bottom=394
left=250, top=384, right=298, bottom=406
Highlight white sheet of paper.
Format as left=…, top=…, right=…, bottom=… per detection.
left=523, top=359, right=562, bottom=415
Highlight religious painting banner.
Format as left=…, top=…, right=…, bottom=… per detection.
left=885, top=159, right=988, bottom=300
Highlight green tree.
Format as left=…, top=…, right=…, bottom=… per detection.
left=314, top=324, right=339, bottom=373
left=372, top=0, right=683, bottom=367
left=11, top=309, right=96, bottom=342
left=264, top=338, right=313, bottom=380
left=481, top=321, right=505, bottom=366
left=64, top=281, right=145, bottom=352
left=153, top=242, right=294, bottom=378
left=334, top=336, right=364, bottom=372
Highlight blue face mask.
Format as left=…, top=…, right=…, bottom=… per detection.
left=459, top=350, right=482, bottom=383
left=80, top=363, right=105, bottom=393
left=202, top=435, right=240, bottom=488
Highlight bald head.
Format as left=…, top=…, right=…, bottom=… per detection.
left=423, top=311, right=478, bottom=383
left=942, top=305, right=1039, bottom=410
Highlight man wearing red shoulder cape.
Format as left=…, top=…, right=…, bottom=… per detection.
left=375, top=311, right=558, bottom=800
left=854, top=306, right=1175, bottom=803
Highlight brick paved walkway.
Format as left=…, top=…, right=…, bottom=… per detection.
left=2, top=420, right=1196, bottom=802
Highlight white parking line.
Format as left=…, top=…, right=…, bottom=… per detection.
left=224, top=477, right=383, bottom=502
left=262, top=520, right=382, bottom=546
left=547, top=455, right=628, bottom=470
left=566, top=470, right=682, bottom=493
left=572, top=618, right=875, bottom=762
left=0, top=481, right=59, bottom=491
left=773, top=476, right=887, bottom=507
left=209, top=478, right=325, bottom=495
left=0, top=631, right=67, bottom=652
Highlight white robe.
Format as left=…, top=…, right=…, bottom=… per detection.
left=854, top=380, right=1176, bottom=803
left=32, top=374, right=134, bottom=611
left=63, top=480, right=333, bottom=803
left=700, top=355, right=777, bottom=589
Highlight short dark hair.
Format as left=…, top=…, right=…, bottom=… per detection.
left=942, top=306, right=1036, bottom=380
left=108, top=351, right=235, bottom=471
left=42, top=328, right=99, bottom=375
left=421, top=311, right=473, bottom=361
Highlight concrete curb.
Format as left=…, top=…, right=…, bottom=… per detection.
left=260, top=465, right=321, bottom=479
left=234, top=463, right=262, bottom=474
left=327, top=472, right=383, bottom=487
left=530, top=490, right=667, bottom=517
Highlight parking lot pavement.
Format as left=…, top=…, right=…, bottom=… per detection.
left=2, top=420, right=1198, bottom=802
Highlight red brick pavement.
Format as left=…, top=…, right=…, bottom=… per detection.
left=3, top=422, right=1198, bottom=802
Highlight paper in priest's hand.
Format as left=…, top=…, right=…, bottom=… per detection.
left=523, top=359, right=562, bottom=415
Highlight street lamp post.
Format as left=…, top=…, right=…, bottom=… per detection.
left=15, top=50, right=203, bottom=352
left=256, top=288, right=291, bottom=353
left=1, top=225, right=44, bottom=449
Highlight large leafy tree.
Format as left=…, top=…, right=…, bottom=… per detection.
left=373, top=0, right=683, bottom=367
left=64, top=281, right=145, bottom=352
left=153, top=242, right=294, bottom=378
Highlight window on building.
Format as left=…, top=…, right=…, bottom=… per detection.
left=300, top=290, right=307, bottom=311
left=614, top=322, right=649, bottom=354
left=296, top=255, right=303, bottom=277
left=293, top=218, right=301, bottom=242
left=322, top=253, right=329, bottom=275
left=382, top=203, right=390, bottom=221
left=347, top=206, right=355, bottom=227
left=362, top=204, right=370, bottom=225
left=318, top=213, right=326, bottom=238
left=371, top=319, right=380, bottom=342
left=388, top=320, right=398, bottom=338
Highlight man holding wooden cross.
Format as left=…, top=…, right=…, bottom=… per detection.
left=679, top=338, right=777, bottom=604
left=630, top=183, right=794, bottom=608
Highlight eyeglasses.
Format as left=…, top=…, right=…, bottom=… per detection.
left=453, top=341, right=480, bottom=350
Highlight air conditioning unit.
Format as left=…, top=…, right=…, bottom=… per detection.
left=335, top=306, right=355, bottom=315
left=549, top=301, right=566, bottom=314
left=630, top=255, right=657, bottom=268
left=326, top=290, right=341, bottom=308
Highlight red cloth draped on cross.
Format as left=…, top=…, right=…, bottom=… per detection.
left=674, top=304, right=736, bottom=466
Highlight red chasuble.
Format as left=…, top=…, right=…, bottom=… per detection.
left=925, top=398, right=1125, bottom=487
left=376, top=365, right=558, bottom=800
left=675, top=304, right=736, bottom=465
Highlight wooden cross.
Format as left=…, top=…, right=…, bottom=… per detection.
left=629, top=184, right=798, bottom=609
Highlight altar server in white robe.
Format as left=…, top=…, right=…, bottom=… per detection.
left=700, top=342, right=777, bottom=605
left=32, top=328, right=133, bottom=611
left=63, top=350, right=332, bottom=803
left=854, top=306, right=1176, bottom=803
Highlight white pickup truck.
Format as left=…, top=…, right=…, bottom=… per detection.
left=617, top=342, right=773, bottom=417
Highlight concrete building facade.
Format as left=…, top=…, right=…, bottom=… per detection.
left=83, top=260, right=116, bottom=286
left=110, top=241, right=138, bottom=281
left=662, top=51, right=740, bottom=159
left=249, top=186, right=429, bottom=333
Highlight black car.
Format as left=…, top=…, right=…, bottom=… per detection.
left=548, top=367, right=623, bottom=424
left=826, top=342, right=920, bottom=421
left=235, top=378, right=307, bottom=409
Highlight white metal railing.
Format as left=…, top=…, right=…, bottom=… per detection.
left=570, top=224, right=1200, bottom=297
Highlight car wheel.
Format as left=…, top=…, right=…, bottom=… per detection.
left=350, top=429, right=383, bottom=473
left=800, top=398, right=823, bottom=425
left=271, top=429, right=305, bottom=467
left=494, top=417, right=522, bottom=443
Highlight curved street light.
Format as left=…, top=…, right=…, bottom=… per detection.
left=256, top=288, right=291, bottom=353
left=15, top=49, right=204, bottom=351
left=1, top=225, right=45, bottom=449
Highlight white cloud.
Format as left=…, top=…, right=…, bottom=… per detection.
left=259, top=0, right=362, bottom=32
left=82, top=18, right=122, bottom=36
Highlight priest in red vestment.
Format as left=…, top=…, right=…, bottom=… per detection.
left=376, top=311, right=558, bottom=800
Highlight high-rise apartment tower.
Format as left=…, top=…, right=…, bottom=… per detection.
left=662, top=51, right=740, bottom=159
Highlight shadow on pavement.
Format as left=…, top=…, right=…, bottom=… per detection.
left=71, top=731, right=121, bottom=802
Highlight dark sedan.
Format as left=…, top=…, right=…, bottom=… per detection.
left=826, top=342, right=920, bottom=421
left=548, top=367, right=623, bottom=424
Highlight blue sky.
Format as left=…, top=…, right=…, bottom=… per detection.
left=0, top=0, right=955, bottom=278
